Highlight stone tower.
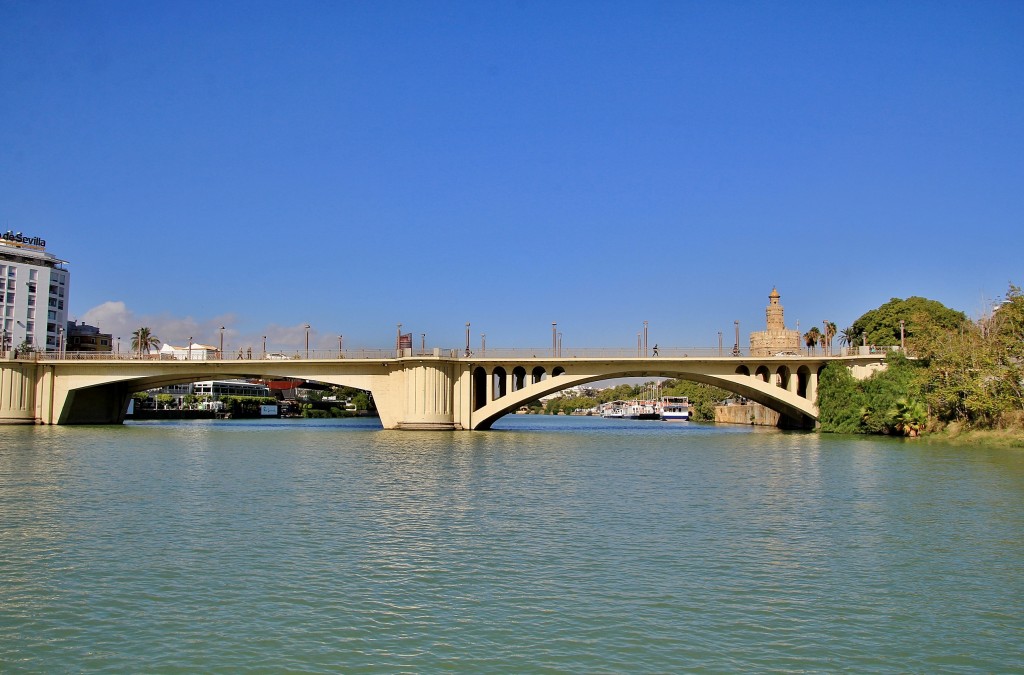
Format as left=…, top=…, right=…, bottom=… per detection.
left=749, top=288, right=801, bottom=356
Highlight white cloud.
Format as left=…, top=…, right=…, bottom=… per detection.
left=78, top=301, right=333, bottom=354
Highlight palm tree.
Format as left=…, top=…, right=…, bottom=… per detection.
left=804, top=327, right=821, bottom=355
left=892, top=398, right=926, bottom=437
left=131, top=327, right=160, bottom=357
left=839, top=326, right=855, bottom=349
left=823, top=321, right=837, bottom=356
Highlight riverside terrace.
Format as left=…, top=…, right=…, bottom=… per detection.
left=2, top=346, right=890, bottom=430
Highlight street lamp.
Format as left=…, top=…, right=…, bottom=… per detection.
left=219, top=326, right=225, bottom=359
left=718, top=331, right=723, bottom=356
left=117, top=336, right=120, bottom=355
left=558, top=332, right=562, bottom=358
left=338, top=335, right=343, bottom=355
left=420, top=333, right=425, bottom=354
left=262, top=336, right=267, bottom=358
left=481, top=333, right=486, bottom=356
left=304, top=324, right=311, bottom=358
left=732, top=320, right=740, bottom=357
left=188, top=336, right=193, bottom=361
left=552, top=322, right=557, bottom=357
left=643, top=320, right=648, bottom=357
left=465, top=322, right=470, bottom=357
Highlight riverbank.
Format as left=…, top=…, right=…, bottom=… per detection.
left=927, top=423, right=1024, bottom=448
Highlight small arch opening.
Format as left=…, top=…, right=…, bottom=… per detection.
left=512, top=366, right=527, bottom=392
left=472, top=366, right=487, bottom=411
left=492, top=367, right=507, bottom=400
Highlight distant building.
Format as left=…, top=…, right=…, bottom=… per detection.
left=150, top=380, right=272, bottom=407
left=749, top=288, right=801, bottom=357
left=67, top=320, right=112, bottom=353
left=0, top=231, right=70, bottom=351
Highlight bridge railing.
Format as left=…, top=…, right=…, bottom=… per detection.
left=462, top=347, right=740, bottom=359
left=32, top=348, right=400, bottom=362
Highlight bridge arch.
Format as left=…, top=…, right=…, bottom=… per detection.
left=468, top=362, right=820, bottom=431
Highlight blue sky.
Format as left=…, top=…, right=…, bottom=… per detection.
left=2, top=1, right=1021, bottom=353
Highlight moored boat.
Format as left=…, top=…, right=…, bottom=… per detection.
left=660, top=396, right=690, bottom=421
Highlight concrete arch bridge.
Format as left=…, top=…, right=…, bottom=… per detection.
left=2, top=352, right=887, bottom=429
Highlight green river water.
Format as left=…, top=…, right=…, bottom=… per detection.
left=1, top=416, right=1022, bottom=672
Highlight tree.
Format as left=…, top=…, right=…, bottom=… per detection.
left=131, top=327, right=160, bottom=357
left=803, top=327, right=821, bottom=355
left=823, top=321, right=837, bottom=356
left=839, top=326, right=858, bottom=349
left=849, top=297, right=968, bottom=349
left=892, top=398, right=926, bottom=437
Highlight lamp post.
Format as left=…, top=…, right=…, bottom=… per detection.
left=117, top=336, right=120, bottom=355
left=188, top=337, right=193, bottom=361
left=57, top=325, right=63, bottom=357
left=732, top=320, right=740, bottom=356
left=558, top=332, right=562, bottom=358
left=481, top=333, right=486, bottom=356
left=637, top=332, right=642, bottom=357
left=338, top=335, right=343, bottom=355
left=304, top=324, right=311, bottom=358
left=718, top=331, right=723, bottom=356
left=552, top=322, right=557, bottom=357
left=643, top=320, right=648, bottom=357
left=262, top=336, right=267, bottom=358
left=420, top=333, right=425, bottom=354
left=465, top=322, right=471, bottom=357
left=219, top=326, right=225, bottom=360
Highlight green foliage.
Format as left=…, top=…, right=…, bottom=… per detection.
left=132, top=391, right=151, bottom=403
left=816, top=363, right=864, bottom=433
left=219, top=395, right=277, bottom=416
left=351, top=392, right=371, bottom=411
left=850, top=296, right=968, bottom=347
left=156, top=394, right=175, bottom=407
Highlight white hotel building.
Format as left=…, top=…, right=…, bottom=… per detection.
left=0, top=231, right=70, bottom=352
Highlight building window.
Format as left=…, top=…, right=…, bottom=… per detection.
left=6, top=293, right=13, bottom=304
left=27, top=308, right=34, bottom=319
left=26, top=321, right=34, bottom=332
left=27, top=296, right=35, bottom=306
left=7, top=267, right=15, bottom=277
left=48, top=310, right=56, bottom=320
left=58, top=300, right=63, bottom=310
left=50, top=285, right=57, bottom=295
left=6, top=280, right=13, bottom=291
left=29, top=269, right=37, bottom=280
left=48, top=298, right=56, bottom=307
left=26, top=283, right=36, bottom=293
left=58, top=288, right=64, bottom=297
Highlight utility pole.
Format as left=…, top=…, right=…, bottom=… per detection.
left=732, top=320, right=740, bottom=356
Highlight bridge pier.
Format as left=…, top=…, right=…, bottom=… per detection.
left=395, top=361, right=459, bottom=430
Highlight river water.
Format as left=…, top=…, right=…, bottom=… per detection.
left=1, top=416, right=1022, bottom=672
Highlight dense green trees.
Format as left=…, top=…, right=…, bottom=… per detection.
left=817, top=352, right=926, bottom=435
left=849, top=296, right=969, bottom=347
left=819, top=285, right=1023, bottom=435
